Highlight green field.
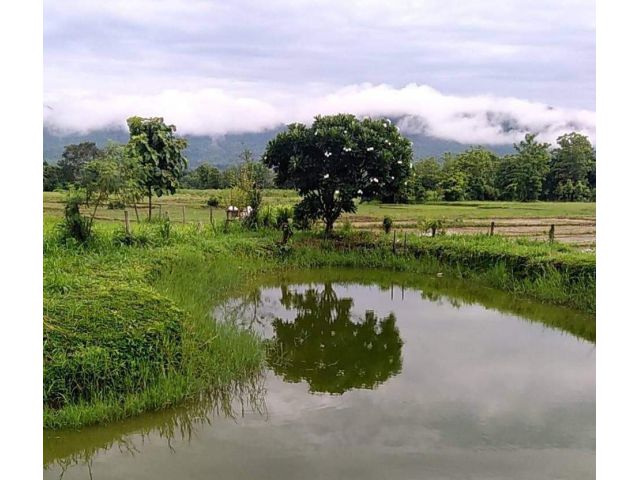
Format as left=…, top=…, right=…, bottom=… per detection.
left=44, top=189, right=595, bottom=224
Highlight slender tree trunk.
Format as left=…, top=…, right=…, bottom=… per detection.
left=133, top=202, right=140, bottom=222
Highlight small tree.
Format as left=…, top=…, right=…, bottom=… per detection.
left=127, top=117, right=188, bottom=220
left=80, top=157, right=122, bottom=225
left=263, top=114, right=413, bottom=234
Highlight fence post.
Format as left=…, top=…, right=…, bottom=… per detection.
left=209, top=206, right=213, bottom=225
left=490, top=221, right=495, bottom=236
left=549, top=224, right=555, bottom=243
left=182, top=205, right=186, bottom=224
left=124, top=210, right=130, bottom=235
left=392, top=230, right=397, bottom=254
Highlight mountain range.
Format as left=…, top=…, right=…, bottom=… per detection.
left=43, top=124, right=514, bottom=168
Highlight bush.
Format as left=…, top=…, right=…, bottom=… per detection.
left=418, top=218, right=446, bottom=237
left=382, top=216, right=393, bottom=234
left=257, top=207, right=275, bottom=228
left=59, top=195, right=93, bottom=244
left=275, top=206, right=293, bottom=228
left=206, top=196, right=220, bottom=208
left=340, top=218, right=353, bottom=234
left=158, top=215, right=171, bottom=242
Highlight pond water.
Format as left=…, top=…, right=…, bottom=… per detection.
left=44, top=269, right=595, bottom=480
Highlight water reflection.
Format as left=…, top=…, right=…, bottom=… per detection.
left=269, top=284, right=403, bottom=394
left=45, top=270, right=595, bottom=480
left=44, top=376, right=267, bottom=476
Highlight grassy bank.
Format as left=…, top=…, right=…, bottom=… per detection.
left=43, top=214, right=595, bottom=429
left=43, top=220, right=267, bottom=429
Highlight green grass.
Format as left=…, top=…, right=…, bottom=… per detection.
left=43, top=190, right=595, bottom=227
left=43, top=210, right=595, bottom=429
left=43, top=221, right=267, bottom=429
left=353, top=200, right=595, bottom=220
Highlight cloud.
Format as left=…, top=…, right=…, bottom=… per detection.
left=44, top=1, right=595, bottom=143
left=43, top=83, right=595, bottom=145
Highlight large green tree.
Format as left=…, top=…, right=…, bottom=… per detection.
left=263, top=114, right=413, bottom=233
left=126, top=116, right=188, bottom=219
left=547, top=132, right=595, bottom=200
left=495, top=134, right=551, bottom=201
left=449, top=147, right=499, bottom=200
left=58, top=142, right=102, bottom=185
left=412, top=157, right=441, bottom=200
left=43, top=161, right=63, bottom=191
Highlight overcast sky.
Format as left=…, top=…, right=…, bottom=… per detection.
left=44, top=0, right=595, bottom=144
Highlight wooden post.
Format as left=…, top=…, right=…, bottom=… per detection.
left=182, top=205, right=186, bottom=224
left=549, top=224, right=555, bottom=243
left=392, top=230, right=397, bottom=254
left=209, top=206, right=213, bottom=225
left=490, top=221, right=495, bottom=236
left=124, top=210, right=130, bottom=235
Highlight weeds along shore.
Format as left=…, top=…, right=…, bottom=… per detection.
left=43, top=216, right=595, bottom=429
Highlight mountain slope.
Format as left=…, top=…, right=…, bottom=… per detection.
left=43, top=125, right=513, bottom=167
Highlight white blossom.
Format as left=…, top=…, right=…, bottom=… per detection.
left=334, top=190, right=340, bottom=195
left=372, top=177, right=379, bottom=183
left=391, top=176, right=395, bottom=180
left=357, top=189, right=363, bottom=195
left=404, top=181, right=408, bottom=186
left=397, top=160, right=403, bottom=165
left=323, top=173, right=329, bottom=179
left=343, top=146, right=352, bottom=152
left=324, top=151, right=332, bottom=157
left=366, top=147, right=374, bottom=152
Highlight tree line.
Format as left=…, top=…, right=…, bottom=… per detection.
left=411, top=132, right=595, bottom=202
left=44, top=114, right=596, bottom=224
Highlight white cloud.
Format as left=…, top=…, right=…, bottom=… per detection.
left=44, top=83, right=595, bottom=145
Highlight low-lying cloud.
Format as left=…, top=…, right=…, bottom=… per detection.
left=44, top=83, right=596, bottom=145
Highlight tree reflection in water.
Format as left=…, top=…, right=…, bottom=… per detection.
left=268, top=283, right=403, bottom=394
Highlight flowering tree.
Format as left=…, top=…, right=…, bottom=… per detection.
left=263, top=114, right=413, bottom=233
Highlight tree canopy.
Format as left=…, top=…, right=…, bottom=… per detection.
left=263, top=114, right=413, bottom=232
left=126, top=116, right=188, bottom=219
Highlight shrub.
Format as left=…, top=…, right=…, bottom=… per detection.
left=158, top=214, right=171, bottom=242
left=257, top=206, right=275, bottom=228
left=275, top=206, right=293, bottom=228
left=340, top=218, right=353, bottom=234
left=59, top=194, right=93, bottom=244
left=418, top=218, right=446, bottom=237
left=382, top=216, right=393, bottom=234
left=206, top=196, right=220, bottom=208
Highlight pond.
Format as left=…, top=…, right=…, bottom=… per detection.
left=44, top=269, right=595, bottom=479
